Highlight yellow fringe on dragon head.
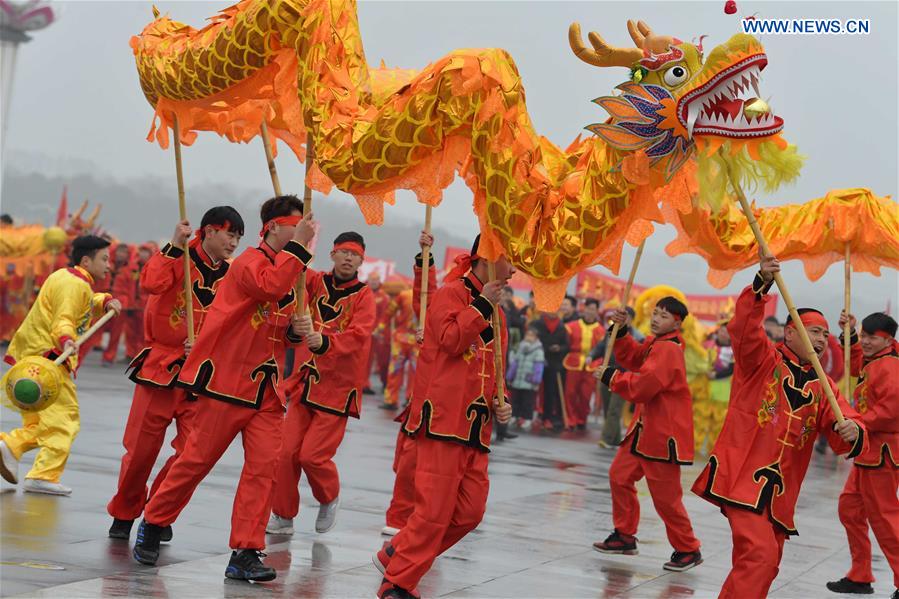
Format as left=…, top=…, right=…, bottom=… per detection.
left=132, top=3, right=803, bottom=309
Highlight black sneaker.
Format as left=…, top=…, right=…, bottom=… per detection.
left=891, top=589, right=897, bottom=599
left=379, top=402, right=399, bottom=411
left=133, top=519, right=164, bottom=565
left=500, top=431, right=518, bottom=440
left=825, top=577, right=874, bottom=594
left=663, top=550, right=703, bottom=572
left=377, top=578, right=419, bottom=599
left=161, top=525, right=173, bottom=543
left=108, top=518, right=133, bottom=539
left=363, top=387, right=375, bottom=395
left=592, top=530, right=638, bottom=555
left=225, top=549, right=276, bottom=582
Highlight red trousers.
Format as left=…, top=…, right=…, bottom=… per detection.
left=107, top=384, right=198, bottom=520
left=385, top=437, right=489, bottom=591
left=103, top=310, right=144, bottom=362
left=271, top=401, right=348, bottom=519
left=719, top=506, right=786, bottom=599
left=839, top=466, right=899, bottom=587
left=564, top=369, right=595, bottom=427
left=386, top=429, right=418, bottom=529
left=609, top=446, right=700, bottom=552
left=384, top=342, right=417, bottom=406
left=142, top=391, right=284, bottom=550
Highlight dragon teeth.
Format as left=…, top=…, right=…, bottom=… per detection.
left=687, top=103, right=701, bottom=138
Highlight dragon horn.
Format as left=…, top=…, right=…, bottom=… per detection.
left=629, top=20, right=680, bottom=55
left=568, top=22, right=642, bottom=68
left=86, top=203, right=101, bottom=227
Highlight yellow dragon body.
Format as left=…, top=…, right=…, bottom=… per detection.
left=132, top=0, right=792, bottom=306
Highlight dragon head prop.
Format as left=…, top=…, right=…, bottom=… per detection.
left=570, top=20, right=788, bottom=183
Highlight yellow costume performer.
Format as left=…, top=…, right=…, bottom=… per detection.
left=1, top=266, right=111, bottom=484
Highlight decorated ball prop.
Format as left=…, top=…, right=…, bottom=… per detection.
left=42, top=226, right=68, bottom=253
left=1, top=356, right=64, bottom=413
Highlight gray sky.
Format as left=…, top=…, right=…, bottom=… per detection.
left=2, top=0, right=897, bottom=324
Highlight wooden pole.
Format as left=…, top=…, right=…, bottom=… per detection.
left=595, top=240, right=646, bottom=416
left=172, top=114, right=195, bottom=343
left=487, top=262, right=506, bottom=407
left=417, top=205, right=433, bottom=334
left=557, top=371, right=569, bottom=428
left=260, top=121, right=283, bottom=196
left=843, top=242, right=851, bottom=398
left=295, top=128, right=315, bottom=309
left=54, top=310, right=117, bottom=366
left=722, top=156, right=844, bottom=423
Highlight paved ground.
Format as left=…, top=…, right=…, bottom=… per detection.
left=0, top=355, right=894, bottom=598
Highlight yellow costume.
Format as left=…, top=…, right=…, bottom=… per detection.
left=1, top=267, right=110, bottom=482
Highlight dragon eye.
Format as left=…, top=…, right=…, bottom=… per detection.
left=663, top=65, right=689, bottom=86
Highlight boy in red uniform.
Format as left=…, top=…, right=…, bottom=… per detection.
left=382, top=231, right=436, bottom=537
left=102, top=244, right=137, bottom=365
left=132, top=196, right=316, bottom=582
left=367, top=272, right=391, bottom=394
left=593, top=297, right=703, bottom=572
left=691, top=254, right=864, bottom=599
left=106, top=207, right=243, bottom=540
left=563, top=298, right=603, bottom=430
left=373, top=235, right=514, bottom=599
left=267, top=231, right=376, bottom=535
left=380, top=289, right=418, bottom=410
left=827, top=312, right=898, bottom=598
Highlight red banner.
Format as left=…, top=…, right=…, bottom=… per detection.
left=575, top=269, right=778, bottom=322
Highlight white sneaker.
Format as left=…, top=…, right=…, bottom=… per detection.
left=315, top=497, right=340, bottom=533
left=23, top=478, right=71, bottom=496
left=521, top=420, right=532, bottom=432
left=266, top=512, right=294, bottom=535
left=381, top=525, right=400, bottom=537
left=0, top=441, right=18, bottom=484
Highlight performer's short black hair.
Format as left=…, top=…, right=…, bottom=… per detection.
left=502, top=286, right=514, bottom=294
left=333, top=231, right=365, bottom=250
left=70, top=235, right=111, bottom=267
left=862, top=312, right=898, bottom=338
left=764, top=316, right=781, bottom=325
left=656, top=296, right=689, bottom=320
left=469, top=234, right=482, bottom=268
left=0, top=214, right=12, bottom=225
left=202, top=206, right=244, bottom=237
left=562, top=295, right=577, bottom=307
left=584, top=298, right=600, bottom=309
left=785, top=308, right=824, bottom=327
left=260, top=195, right=303, bottom=224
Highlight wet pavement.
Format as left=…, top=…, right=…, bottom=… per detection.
left=1, top=355, right=894, bottom=598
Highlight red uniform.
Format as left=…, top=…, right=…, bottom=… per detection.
left=104, top=248, right=145, bottom=362
left=107, top=242, right=229, bottom=522
left=384, top=290, right=418, bottom=406
left=838, top=333, right=899, bottom=588
left=0, top=271, right=25, bottom=342
left=370, top=287, right=391, bottom=388
left=141, top=239, right=311, bottom=550
left=385, top=254, right=436, bottom=530
left=599, top=328, right=699, bottom=553
left=563, top=318, right=604, bottom=427
left=385, top=271, right=506, bottom=593
left=691, top=274, right=865, bottom=599
left=271, top=269, right=376, bottom=519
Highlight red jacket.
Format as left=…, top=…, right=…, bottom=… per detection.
left=403, top=271, right=507, bottom=453
left=692, top=274, right=865, bottom=535
left=372, top=287, right=391, bottom=338
left=847, top=334, right=899, bottom=468
left=110, top=246, right=138, bottom=310
left=563, top=318, right=605, bottom=371
left=177, top=240, right=311, bottom=408
left=127, top=243, right=229, bottom=388
left=602, top=329, right=693, bottom=464
left=282, top=270, right=376, bottom=418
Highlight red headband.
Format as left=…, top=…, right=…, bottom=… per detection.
left=333, top=241, right=364, bottom=257
left=259, top=215, right=300, bottom=238
left=872, top=330, right=895, bottom=340
left=191, top=221, right=231, bottom=248
left=445, top=252, right=479, bottom=282
left=786, top=311, right=829, bottom=331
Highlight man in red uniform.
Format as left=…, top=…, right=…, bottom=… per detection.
left=373, top=235, right=514, bottom=599
left=691, top=254, right=864, bottom=599
left=106, top=207, right=243, bottom=540
left=563, top=298, right=603, bottom=431
left=102, top=244, right=136, bottom=365
left=383, top=231, right=436, bottom=537
left=827, top=311, right=899, bottom=598
left=381, top=289, right=417, bottom=410
left=366, top=272, right=391, bottom=394
left=593, top=297, right=703, bottom=572
left=132, top=195, right=316, bottom=583
left=267, top=231, right=376, bottom=535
